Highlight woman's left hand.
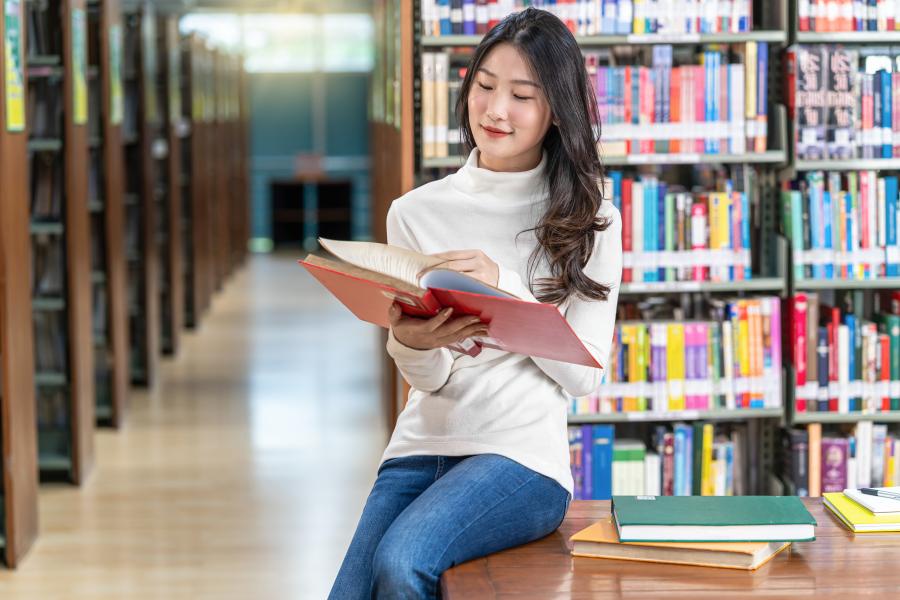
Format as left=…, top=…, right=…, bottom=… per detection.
left=428, top=249, right=500, bottom=287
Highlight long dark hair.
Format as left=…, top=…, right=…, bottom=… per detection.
left=457, top=7, right=612, bottom=305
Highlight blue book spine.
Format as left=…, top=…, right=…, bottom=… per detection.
left=657, top=181, right=666, bottom=280
left=673, top=426, right=685, bottom=496
left=704, top=52, right=713, bottom=154
left=462, top=0, right=476, bottom=35
left=868, top=0, right=877, bottom=31
left=725, top=443, right=734, bottom=495
left=810, top=185, right=823, bottom=279
left=887, top=176, right=899, bottom=276
left=882, top=70, right=893, bottom=158
left=741, top=191, right=751, bottom=279
left=846, top=314, right=857, bottom=411
left=845, top=190, right=855, bottom=277
left=581, top=424, right=593, bottom=499
left=591, top=424, right=615, bottom=500
left=823, top=191, right=834, bottom=279
left=610, top=170, right=623, bottom=210
left=682, top=423, right=694, bottom=496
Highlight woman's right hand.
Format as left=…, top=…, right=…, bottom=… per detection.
left=388, top=303, right=489, bottom=351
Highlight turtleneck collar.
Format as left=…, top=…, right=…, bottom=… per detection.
left=451, top=147, right=548, bottom=204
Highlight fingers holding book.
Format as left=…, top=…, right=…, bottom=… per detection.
left=389, top=303, right=489, bottom=351
left=426, top=249, right=500, bottom=287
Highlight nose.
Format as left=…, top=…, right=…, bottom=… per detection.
left=485, top=95, right=507, bottom=122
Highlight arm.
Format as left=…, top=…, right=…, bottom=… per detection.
left=496, top=208, right=623, bottom=397
left=385, top=203, right=455, bottom=393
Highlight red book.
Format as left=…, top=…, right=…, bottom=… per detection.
left=300, top=239, right=604, bottom=368
left=787, top=295, right=809, bottom=412
left=662, top=432, right=675, bottom=496
left=670, top=66, right=681, bottom=154
left=622, top=178, right=633, bottom=283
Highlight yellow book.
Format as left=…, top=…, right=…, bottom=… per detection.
left=632, top=0, right=646, bottom=34
left=621, top=325, right=637, bottom=412
left=701, top=423, right=715, bottom=496
left=823, top=493, right=900, bottom=532
left=570, top=517, right=790, bottom=571
left=667, top=323, right=685, bottom=411
left=737, top=300, right=750, bottom=402
left=636, top=325, right=648, bottom=412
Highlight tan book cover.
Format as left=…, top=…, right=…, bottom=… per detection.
left=570, top=517, right=790, bottom=571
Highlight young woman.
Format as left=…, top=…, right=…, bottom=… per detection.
left=329, top=8, right=622, bottom=599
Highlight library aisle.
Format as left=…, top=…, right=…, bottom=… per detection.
left=0, top=254, right=385, bottom=599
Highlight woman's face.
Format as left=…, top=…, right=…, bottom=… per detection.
left=467, top=42, right=553, bottom=172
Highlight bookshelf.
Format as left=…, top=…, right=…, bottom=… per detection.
left=181, top=34, right=215, bottom=326
left=778, top=3, right=900, bottom=497
left=179, top=33, right=200, bottom=328
left=28, top=0, right=95, bottom=484
left=158, top=15, right=183, bottom=355
left=87, top=0, right=129, bottom=427
left=1, top=0, right=39, bottom=567
left=122, top=4, right=160, bottom=386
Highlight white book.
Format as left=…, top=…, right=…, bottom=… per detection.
left=843, top=487, right=900, bottom=514
left=878, top=173, right=887, bottom=248
left=729, top=63, right=745, bottom=154
left=856, top=420, right=873, bottom=489
left=873, top=424, right=888, bottom=486
left=722, top=320, right=736, bottom=409
left=644, top=451, right=661, bottom=496
left=847, top=457, right=857, bottom=492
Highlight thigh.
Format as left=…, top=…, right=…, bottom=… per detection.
left=378, top=454, right=570, bottom=580
left=328, top=456, right=444, bottom=600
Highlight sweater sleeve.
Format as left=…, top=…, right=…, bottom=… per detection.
left=496, top=207, right=622, bottom=398
left=385, top=202, right=454, bottom=393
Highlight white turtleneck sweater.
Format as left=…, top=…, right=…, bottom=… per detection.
left=381, top=149, right=622, bottom=494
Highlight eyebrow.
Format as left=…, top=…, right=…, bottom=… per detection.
left=477, top=67, right=541, bottom=88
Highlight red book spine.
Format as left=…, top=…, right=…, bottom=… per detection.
left=793, top=294, right=809, bottom=413
left=670, top=66, right=681, bottom=154
left=690, top=200, right=709, bottom=281
left=694, top=65, right=705, bottom=154
left=640, top=67, right=654, bottom=154
left=624, top=67, right=633, bottom=154
left=622, top=178, right=633, bottom=283
left=828, top=307, right=840, bottom=412
left=892, top=291, right=900, bottom=315
left=860, top=171, right=871, bottom=278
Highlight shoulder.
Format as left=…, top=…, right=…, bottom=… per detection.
left=388, top=173, right=456, bottom=221
left=593, top=201, right=622, bottom=250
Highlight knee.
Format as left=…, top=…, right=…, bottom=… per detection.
left=371, top=531, right=434, bottom=599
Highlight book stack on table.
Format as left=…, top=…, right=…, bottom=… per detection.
left=571, top=495, right=817, bottom=571
left=823, top=487, right=900, bottom=533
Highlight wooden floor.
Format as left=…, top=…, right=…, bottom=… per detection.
left=0, top=253, right=387, bottom=599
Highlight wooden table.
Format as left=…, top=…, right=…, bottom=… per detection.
left=441, top=498, right=900, bottom=598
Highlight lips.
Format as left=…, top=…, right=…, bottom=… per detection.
left=481, top=124, right=511, bottom=138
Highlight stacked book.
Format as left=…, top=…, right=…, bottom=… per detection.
left=589, top=43, right=768, bottom=157
left=786, top=292, right=900, bottom=415
left=420, top=53, right=465, bottom=160
left=823, top=487, right=900, bottom=533
left=798, top=1, right=900, bottom=32
left=787, top=45, right=900, bottom=160
left=421, top=1, right=755, bottom=37
left=608, top=173, right=753, bottom=284
left=573, top=297, right=783, bottom=414
left=567, top=422, right=755, bottom=500
left=570, top=495, right=815, bottom=571
left=783, top=423, right=900, bottom=496
left=782, top=172, right=900, bottom=282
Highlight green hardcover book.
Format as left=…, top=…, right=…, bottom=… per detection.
left=611, top=495, right=817, bottom=542
left=691, top=422, right=704, bottom=496
left=874, top=313, right=900, bottom=411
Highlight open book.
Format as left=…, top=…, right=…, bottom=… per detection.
left=299, top=238, right=602, bottom=367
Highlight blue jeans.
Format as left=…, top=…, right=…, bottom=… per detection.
left=328, top=453, right=570, bottom=600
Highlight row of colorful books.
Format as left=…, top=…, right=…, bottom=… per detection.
left=787, top=45, right=900, bottom=160
left=783, top=423, right=900, bottom=497
left=608, top=173, right=752, bottom=284
left=782, top=172, right=900, bottom=281
left=568, top=422, right=754, bottom=500
left=572, top=297, right=782, bottom=413
left=787, top=292, right=900, bottom=414
left=798, top=0, right=900, bottom=32
left=421, top=1, right=756, bottom=37
left=588, top=43, right=768, bottom=157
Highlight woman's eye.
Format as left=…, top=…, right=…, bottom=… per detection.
left=514, top=95, right=532, bottom=101
left=477, top=82, right=493, bottom=91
